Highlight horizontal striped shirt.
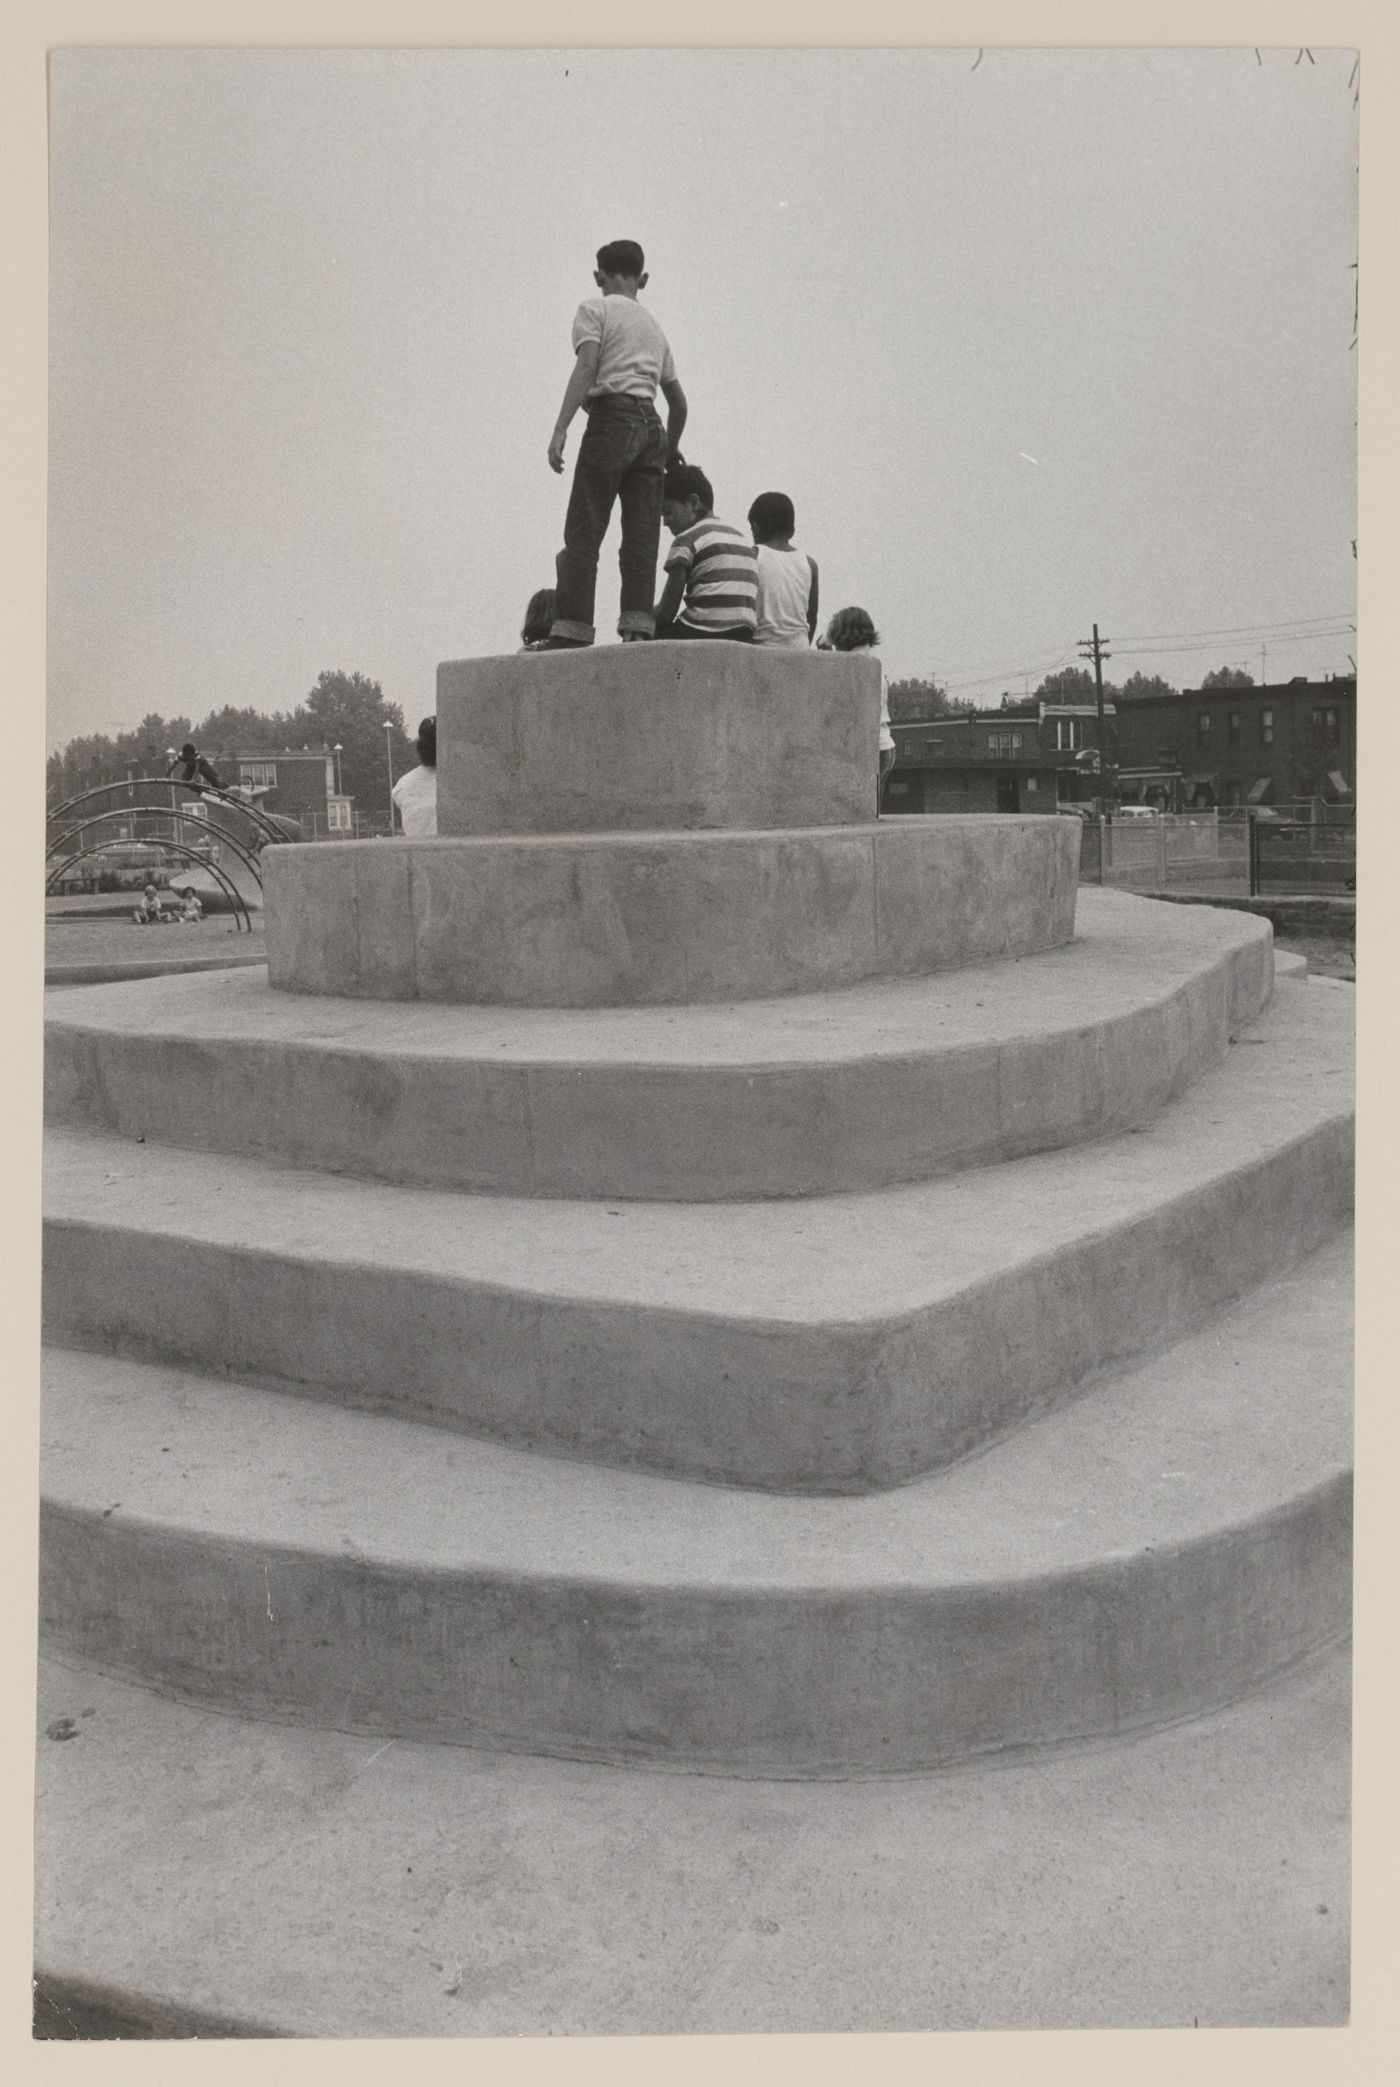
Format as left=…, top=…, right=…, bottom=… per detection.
left=665, top=516, right=758, bottom=633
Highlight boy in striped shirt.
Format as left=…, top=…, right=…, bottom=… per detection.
left=655, top=464, right=758, bottom=641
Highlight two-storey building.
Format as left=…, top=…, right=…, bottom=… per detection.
left=227, top=746, right=355, bottom=835
left=886, top=703, right=1117, bottom=815
left=1112, top=677, right=1355, bottom=812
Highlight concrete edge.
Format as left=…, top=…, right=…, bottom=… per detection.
left=42, top=918, right=1272, bottom=1202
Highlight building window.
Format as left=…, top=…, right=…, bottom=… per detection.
left=1227, top=711, right=1241, bottom=748
left=327, top=800, right=353, bottom=832
left=1054, top=719, right=1081, bottom=752
left=989, top=730, right=1024, bottom=757
left=240, top=761, right=276, bottom=789
left=1260, top=709, right=1274, bottom=747
left=1196, top=711, right=1211, bottom=744
left=1312, top=706, right=1340, bottom=744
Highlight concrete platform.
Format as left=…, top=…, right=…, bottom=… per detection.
left=45, top=951, right=267, bottom=989
left=436, top=643, right=881, bottom=833
left=41, top=980, right=1353, bottom=1491
left=32, top=1642, right=1350, bottom=2033
left=262, top=815, right=1080, bottom=1005
left=44, top=891, right=1272, bottom=1200
left=38, top=1229, right=1351, bottom=1773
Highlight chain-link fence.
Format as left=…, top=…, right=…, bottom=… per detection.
left=1077, top=808, right=1355, bottom=898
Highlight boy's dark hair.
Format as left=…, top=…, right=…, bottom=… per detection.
left=521, top=589, right=557, bottom=645
left=826, top=606, right=881, bottom=651
left=416, top=717, right=437, bottom=768
left=596, top=239, right=645, bottom=278
left=664, top=462, right=714, bottom=512
left=747, top=492, right=795, bottom=540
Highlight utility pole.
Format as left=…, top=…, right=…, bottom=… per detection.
left=1077, top=623, right=1114, bottom=810
left=383, top=719, right=395, bottom=831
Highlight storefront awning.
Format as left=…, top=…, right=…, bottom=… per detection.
left=1246, top=777, right=1272, bottom=803
left=1327, top=770, right=1351, bottom=797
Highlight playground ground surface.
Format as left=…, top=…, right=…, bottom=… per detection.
left=42, top=910, right=1352, bottom=983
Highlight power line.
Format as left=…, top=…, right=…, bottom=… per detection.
left=1113, top=611, right=1353, bottom=644
left=1121, top=627, right=1353, bottom=661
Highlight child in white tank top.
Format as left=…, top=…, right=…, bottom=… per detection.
left=747, top=491, right=819, bottom=648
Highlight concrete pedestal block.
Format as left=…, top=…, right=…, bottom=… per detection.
left=264, top=816, right=1080, bottom=1006
left=436, top=644, right=880, bottom=834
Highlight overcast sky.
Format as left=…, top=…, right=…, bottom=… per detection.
left=47, top=45, right=1358, bottom=750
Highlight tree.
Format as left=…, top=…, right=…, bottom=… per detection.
left=196, top=704, right=302, bottom=758
left=1117, top=672, right=1179, bottom=702
left=1032, top=666, right=1122, bottom=704
left=886, top=676, right=955, bottom=723
left=297, top=670, right=414, bottom=826
left=1200, top=665, right=1255, bottom=689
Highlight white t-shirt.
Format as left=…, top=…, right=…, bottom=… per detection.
left=847, top=644, right=894, bottom=751
left=573, top=295, right=676, bottom=401
left=392, top=762, right=437, bottom=837
left=753, top=546, right=815, bottom=649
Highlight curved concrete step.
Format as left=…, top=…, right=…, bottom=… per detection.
left=33, top=1644, right=1351, bottom=2034
left=38, top=1230, right=1352, bottom=1775
left=41, top=981, right=1353, bottom=1492
left=263, top=815, right=1078, bottom=1005
left=44, top=891, right=1272, bottom=1201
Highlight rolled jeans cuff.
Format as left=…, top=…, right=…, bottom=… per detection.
left=547, top=617, right=595, bottom=645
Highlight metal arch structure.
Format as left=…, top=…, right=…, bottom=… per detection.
left=46, top=806, right=267, bottom=897
left=45, top=775, right=306, bottom=932
left=46, top=835, right=255, bottom=931
left=46, top=776, right=294, bottom=855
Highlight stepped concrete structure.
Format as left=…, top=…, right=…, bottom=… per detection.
left=37, top=645, right=1353, bottom=2034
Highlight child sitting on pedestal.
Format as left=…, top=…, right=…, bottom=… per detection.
left=655, top=464, right=758, bottom=642
left=747, top=491, right=819, bottom=649
left=824, top=607, right=896, bottom=815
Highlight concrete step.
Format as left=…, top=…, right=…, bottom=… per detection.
left=33, top=1642, right=1350, bottom=2035
left=38, top=1228, right=1352, bottom=1774
left=44, top=890, right=1272, bottom=1201
left=42, top=980, right=1353, bottom=1492
left=264, top=814, right=1078, bottom=1005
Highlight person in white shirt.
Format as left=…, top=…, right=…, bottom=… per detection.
left=391, top=718, right=437, bottom=837
left=545, top=239, right=688, bottom=646
left=824, top=607, right=896, bottom=816
left=747, top=491, right=819, bottom=648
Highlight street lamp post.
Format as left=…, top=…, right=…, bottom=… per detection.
left=332, top=743, right=343, bottom=796
left=383, top=720, right=395, bottom=831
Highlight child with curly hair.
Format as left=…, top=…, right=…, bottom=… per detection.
left=824, top=606, right=895, bottom=814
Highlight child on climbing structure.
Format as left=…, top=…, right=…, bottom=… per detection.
left=545, top=240, right=688, bottom=646
left=824, top=606, right=896, bottom=813
left=747, top=491, right=819, bottom=648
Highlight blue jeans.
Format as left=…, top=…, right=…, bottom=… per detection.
left=551, top=396, right=668, bottom=644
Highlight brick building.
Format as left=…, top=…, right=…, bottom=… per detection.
left=1111, top=677, right=1355, bottom=812
left=887, top=676, right=1355, bottom=817
left=228, top=747, right=355, bottom=835
left=886, top=703, right=1114, bottom=815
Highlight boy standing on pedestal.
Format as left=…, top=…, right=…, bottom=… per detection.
left=546, top=240, right=688, bottom=647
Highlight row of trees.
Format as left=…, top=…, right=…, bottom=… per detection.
left=48, top=672, right=418, bottom=823
left=888, top=663, right=1256, bottom=724
left=53, top=660, right=1267, bottom=792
